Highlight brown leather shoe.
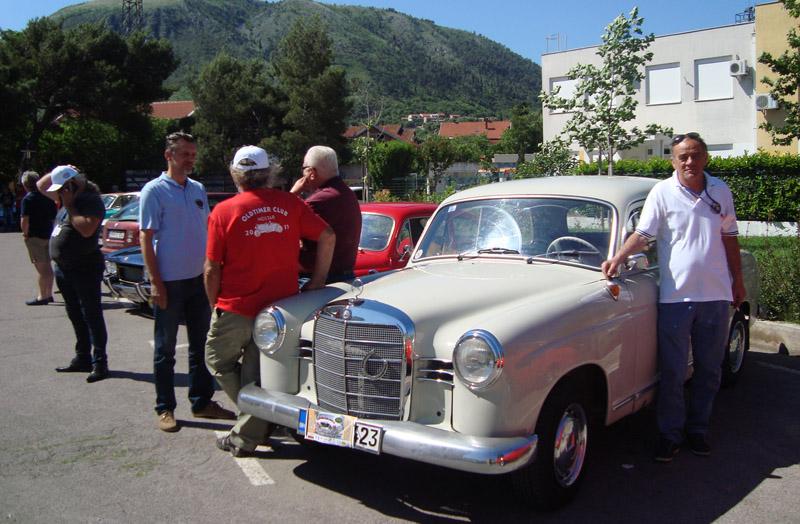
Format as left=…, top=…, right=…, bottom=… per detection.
left=158, top=410, right=179, bottom=432
left=193, top=401, right=236, bottom=420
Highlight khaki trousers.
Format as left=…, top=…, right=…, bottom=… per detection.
left=205, top=308, right=270, bottom=450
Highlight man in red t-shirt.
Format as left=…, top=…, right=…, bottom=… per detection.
left=205, top=145, right=335, bottom=457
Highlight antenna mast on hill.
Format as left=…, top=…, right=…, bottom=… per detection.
left=122, top=0, right=143, bottom=35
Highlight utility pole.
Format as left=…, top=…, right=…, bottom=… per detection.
left=122, top=0, right=143, bottom=35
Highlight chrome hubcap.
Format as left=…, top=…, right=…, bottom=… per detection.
left=553, top=403, right=588, bottom=487
left=728, top=321, right=745, bottom=373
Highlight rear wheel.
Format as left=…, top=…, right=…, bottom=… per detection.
left=513, top=379, right=592, bottom=510
left=721, top=311, right=748, bottom=387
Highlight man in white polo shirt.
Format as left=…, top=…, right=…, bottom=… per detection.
left=602, top=132, right=745, bottom=463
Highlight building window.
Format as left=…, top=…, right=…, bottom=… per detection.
left=646, top=63, right=681, bottom=105
left=695, top=56, right=733, bottom=101
left=707, top=144, right=735, bottom=158
left=549, top=77, right=580, bottom=113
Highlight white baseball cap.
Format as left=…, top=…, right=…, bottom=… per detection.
left=48, top=165, right=79, bottom=191
left=231, top=146, right=270, bottom=171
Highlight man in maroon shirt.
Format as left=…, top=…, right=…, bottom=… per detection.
left=291, top=145, right=361, bottom=283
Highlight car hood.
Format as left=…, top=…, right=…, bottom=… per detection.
left=106, top=246, right=143, bottom=264
left=336, top=259, right=604, bottom=353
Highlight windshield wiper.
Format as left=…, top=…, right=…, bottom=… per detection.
left=477, top=247, right=520, bottom=255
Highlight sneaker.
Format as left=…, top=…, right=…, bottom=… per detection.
left=158, top=410, right=179, bottom=433
left=216, top=434, right=254, bottom=457
left=687, top=433, right=711, bottom=456
left=26, top=296, right=54, bottom=306
left=654, top=437, right=680, bottom=463
left=193, top=401, right=236, bottom=420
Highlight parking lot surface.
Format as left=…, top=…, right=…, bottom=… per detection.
left=0, top=231, right=798, bottom=523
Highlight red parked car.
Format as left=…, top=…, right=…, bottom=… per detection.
left=101, top=191, right=235, bottom=254
left=355, top=202, right=437, bottom=276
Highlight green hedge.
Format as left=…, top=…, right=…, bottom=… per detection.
left=576, top=153, right=800, bottom=221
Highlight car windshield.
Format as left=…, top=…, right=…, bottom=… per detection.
left=102, top=195, right=116, bottom=208
left=414, top=197, right=614, bottom=268
left=359, top=213, right=394, bottom=251
left=113, top=200, right=140, bottom=221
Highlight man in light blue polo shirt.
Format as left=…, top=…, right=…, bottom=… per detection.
left=139, top=132, right=235, bottom=432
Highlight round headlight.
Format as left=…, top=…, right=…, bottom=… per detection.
left=253, top=307, right=286, bottom=354
left=453, top=330, right=504, bottom=390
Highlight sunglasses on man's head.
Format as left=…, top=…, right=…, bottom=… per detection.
left=671, top=132, right=701, bottom=146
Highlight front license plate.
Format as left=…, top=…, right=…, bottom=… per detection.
left=108, top=230, right=125, bottom=240
left=300, top=409, right=383, bottom=454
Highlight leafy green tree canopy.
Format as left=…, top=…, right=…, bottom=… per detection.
left=758, top=0, right=800, bottom=146
left=367, top=140, right=416, bottom=190
left=496, top=104, right=543, bottom=163
left=417, top=135, right=456, bottom=195
left=0, top=18, right=176, bottom=179
left=516, top=137, right=578, bottom=178
left=190, top=52, right=284, bottom=174
left=267, top=16, right=351, bottom=180
left=540, top=7, right=670, bottom=175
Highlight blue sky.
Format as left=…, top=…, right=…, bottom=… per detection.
left=0, top=0, right=758, bottom=63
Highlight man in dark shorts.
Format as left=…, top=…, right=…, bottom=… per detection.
left=20, top=171, right=57, bottom=305
left=291, top=145, right=361, bottom=283
left=37, top=165, right=109, bottom=383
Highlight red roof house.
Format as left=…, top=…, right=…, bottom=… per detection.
left=438, top=119, right=511, bottom=143
left=150, top=101, right=196, bottom=120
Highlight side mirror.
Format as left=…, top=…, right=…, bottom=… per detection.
left=625, top=253, right=649, bottom=272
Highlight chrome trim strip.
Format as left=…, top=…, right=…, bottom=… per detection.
left=611, top=380, right=659, bottom=411
left=239, top=384, right=537, bottom=475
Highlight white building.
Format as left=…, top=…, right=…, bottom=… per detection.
left=542, top=21, right=757, bottom=160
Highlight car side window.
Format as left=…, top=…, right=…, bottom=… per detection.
left=396, top=220, right=413, bottom=254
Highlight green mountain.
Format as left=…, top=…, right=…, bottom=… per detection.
left=52, top=0, right=541, bottom=120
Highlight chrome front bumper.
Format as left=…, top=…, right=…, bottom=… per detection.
left=238, top=384, right=538, bottom=475
left=103, top=276, right=151, bottom=305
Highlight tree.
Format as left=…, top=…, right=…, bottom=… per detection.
left=496, top=104, right=543, bottom=163
left=516, top=138, right=578, bottom=178
left=0, top=18, right=176, bottom=180
left=349, top=78, right=386, bottom=201
left=417, top=135, right=456, bottom=195
left=449, top=134, right=494, bottom=164
left=758, top=0, right=800, bottom=146
left=190, top=53, right=284, bottom=174
left=267, top=16, right=351, bottom=180
left=540, top=8, right=670, bottom=175
left=367, top=140, right=416, bottom=190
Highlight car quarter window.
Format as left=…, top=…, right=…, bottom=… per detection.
left=626, top=203, right=658, bottom=268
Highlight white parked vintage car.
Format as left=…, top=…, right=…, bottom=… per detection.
left=240, top=176, right=758, bottom=509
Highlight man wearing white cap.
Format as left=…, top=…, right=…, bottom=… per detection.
left=140, top=132, right=235, bottom=433
left=37, top=165, right=109, bottom=383
left=205, top=145, right=334, bottom=456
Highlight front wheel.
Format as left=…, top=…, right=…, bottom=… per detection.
left=721, top=311, right=748, bottom=387
left=512, top=381, right=591, bottom=510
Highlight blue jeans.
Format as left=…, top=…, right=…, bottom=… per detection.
left=54, top=262, right=108, bottom=364
left=153, top=276, right=214, bottom=414
left=656, top=301, right=729, bottom=443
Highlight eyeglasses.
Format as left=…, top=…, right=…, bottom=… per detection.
left=671, top=132, right=701, bottom=146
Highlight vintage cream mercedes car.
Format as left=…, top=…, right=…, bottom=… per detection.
left=240, top=176, right=758, bottom=509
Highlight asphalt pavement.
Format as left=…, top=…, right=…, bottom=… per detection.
left=1, top=231, right=798, bottom=523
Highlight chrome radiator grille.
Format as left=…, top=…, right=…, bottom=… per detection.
left=313, top=313, right=405, bottom=420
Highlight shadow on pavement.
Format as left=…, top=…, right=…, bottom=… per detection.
left=260, top=350, right=800, bottom=522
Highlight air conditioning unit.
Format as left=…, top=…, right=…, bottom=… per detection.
left=755, top=93, right=779, bottom=110
left=729, top=59, right=748, bottom=77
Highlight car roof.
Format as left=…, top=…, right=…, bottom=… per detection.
left=360, top=202, right=438, bottom=214
left=441, top=176, right=660, bottom=208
